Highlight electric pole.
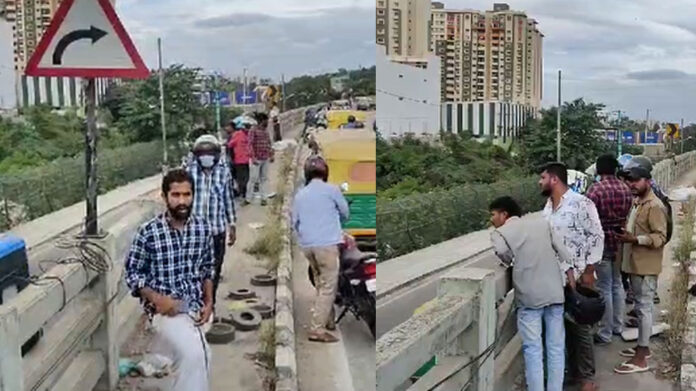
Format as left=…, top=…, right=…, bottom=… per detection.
left=556, top=70, right=562, bottom=162
left=158, top=38, right=167, bottom=169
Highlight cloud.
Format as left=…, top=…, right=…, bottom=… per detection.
left=626, top=69, right=693, bottom=81
left=193, top=13, right=272, bottom=28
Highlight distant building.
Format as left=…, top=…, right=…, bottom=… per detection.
left=440, top=100, right=535, bottom=144
left=376, top=45, right=441, bottom=136
left=430, top=3, right=543, bottom=108
left=6, top=0, right=116, bottom=109
left=376, top=0, right=432, bottom=59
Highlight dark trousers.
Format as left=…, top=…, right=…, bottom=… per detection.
left=212, top=232, right=227, bottom=306
left=273, top=122, right=282, bottom=142
left=565, top=315, right=595, bottom=381
left=234, top=164, right=250, bottom=199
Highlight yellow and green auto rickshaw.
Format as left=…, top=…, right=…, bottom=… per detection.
left=326, top=110, right=368, bottom=130
left=314, top=128, right=376, bottom=250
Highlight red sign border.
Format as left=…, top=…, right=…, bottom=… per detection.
left=25, top=0, right=149, bottom=79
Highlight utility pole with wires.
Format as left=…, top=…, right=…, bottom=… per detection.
left=644, top=108, right=650, bottom=144
left=556, top=70, right=562, bottom=162
left=281, top=73, right=286, bottom=112
left=157, top=38, right=167, bottom=170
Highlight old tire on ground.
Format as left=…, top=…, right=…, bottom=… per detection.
left=251, top=304, right=274, bottom=319
left=205, top=323, right=236, bottom=344
left=251, top=274, right=277, bottom=287
left=230, top=309, right=263, bottom=331
left=228, top=288, right=256, bottom=300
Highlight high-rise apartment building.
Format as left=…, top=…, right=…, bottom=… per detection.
left=376, top=0, right=432, bottom=59
left=430, top=3, right=543, bottom=108
left=5, top=0, right=61, bottom=72
left=3, top=0, right=115, bottom=108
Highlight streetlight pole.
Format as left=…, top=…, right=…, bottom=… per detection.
left=617, top=110, right=623, bottom=156
left=157, top=38, right=167, bottom=169
left=281, top=73, right=286, bottom=112
left=556, top=70, right=562, bottom=162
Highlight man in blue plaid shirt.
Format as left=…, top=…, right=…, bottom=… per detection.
left=125, top=169, right=215, bottom=391
left=186, top=135, right=237, bottom=306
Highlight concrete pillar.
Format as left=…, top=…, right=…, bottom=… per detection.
left=437, top=268, right=496, bottom=391
left=0, top=306, right=23, bottom=391
left=90, top=233, right=120, bottom=391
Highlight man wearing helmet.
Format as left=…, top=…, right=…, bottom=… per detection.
left=187, top=135, right=237, bottom=308
left=292, top=156, right=349, bottom=343
left=344, top=115, right=362, bottom=129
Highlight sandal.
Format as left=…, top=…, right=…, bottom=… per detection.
left=614, top=361, right=649, bottom=374
left=620, top=347, right=652, bottom=358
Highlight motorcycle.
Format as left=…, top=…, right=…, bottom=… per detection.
left=308, top=233, right=377, bottom=337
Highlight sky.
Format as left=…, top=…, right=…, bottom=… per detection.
left=443, top=0, right=696, bottom=124
left=0, top=0, right=375, bottom=108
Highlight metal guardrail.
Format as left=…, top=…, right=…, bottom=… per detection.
left=377, top=266, right=513, bottom=391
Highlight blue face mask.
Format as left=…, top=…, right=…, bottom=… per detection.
left=199, top=155, right=216, bottom=168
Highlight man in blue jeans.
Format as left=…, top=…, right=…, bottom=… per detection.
left=489, top=196, right=575, bottom=391
left=586, top=154, right=633, bottom=344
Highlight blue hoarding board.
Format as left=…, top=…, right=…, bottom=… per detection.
left=622, top=131, right=635, bottom=144
left=235, top=91, right=258, bottom=104
left=209, top=91, right=231, bottom=106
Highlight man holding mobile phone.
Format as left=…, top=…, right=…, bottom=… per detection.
left=613, top=167, right=668, bottom=375
left=586, top=155, right=633, bottom=346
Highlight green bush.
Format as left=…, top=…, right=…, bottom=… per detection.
left=377, top=177, right=544, bottom=259
left=0, top=140, right=186, bottom=230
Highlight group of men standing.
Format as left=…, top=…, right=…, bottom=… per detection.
left=490, top=155, right=669, bottom=391
left=123, top=111, right=277, bottom=390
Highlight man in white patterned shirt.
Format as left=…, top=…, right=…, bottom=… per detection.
left=540, top=162, right=604, bottom=391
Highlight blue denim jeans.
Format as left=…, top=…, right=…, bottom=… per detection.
left=630, top=274, right=657, bottom=347
left=517, top=304, right=565, bottom=391
left=596, top=258, right=625, bottom=342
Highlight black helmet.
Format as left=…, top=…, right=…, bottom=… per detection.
left=565, top=285, right=605, bottom=325
left=304, top=156, right=329, bottom=182
left=348, top=115, right=356, bottom=122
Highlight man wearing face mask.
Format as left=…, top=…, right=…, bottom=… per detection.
left=125, top=169, right=215, bottom=390
left=187, top=135, right=237, bottom=307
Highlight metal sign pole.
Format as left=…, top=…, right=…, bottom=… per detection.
left=158, top=38, right=167, bottom=169
left=85, top=78, right=98, bottom=236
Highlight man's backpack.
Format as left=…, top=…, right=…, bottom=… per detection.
left=652, top=184, right=673, bottom=243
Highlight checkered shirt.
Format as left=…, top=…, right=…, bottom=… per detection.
left=248, top=125, right=274, bottom=161
left=187, top=159, right=236, bottom=235
left=586, top=176, right=634, bottom=257
left=125, top=213, right=215, bottom=317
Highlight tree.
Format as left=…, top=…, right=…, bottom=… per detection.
left=105, top=64, right=206, bottom=143
left=519, top=98, right=609, bottom=171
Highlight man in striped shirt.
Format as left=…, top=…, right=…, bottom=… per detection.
left=187, top=135, right=237, bottom=306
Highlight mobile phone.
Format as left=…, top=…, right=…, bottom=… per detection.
left=613, top=226, right=624, bottom=233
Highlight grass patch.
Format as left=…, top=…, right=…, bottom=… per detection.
left=245, top=146, right=296, bottom=272
left=663, top=198, right=696, bottom=378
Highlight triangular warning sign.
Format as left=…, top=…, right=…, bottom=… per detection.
left=25, top=0, right=149, bottom=79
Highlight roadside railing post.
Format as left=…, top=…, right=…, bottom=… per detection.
left=438, top=268, right=496, bottom=391
left=0, top=306, right=23, bottom=391
left=91, top=233, right=119, bottom=391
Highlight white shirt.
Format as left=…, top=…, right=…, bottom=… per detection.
left=543, top=189, right=604, bottom=273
